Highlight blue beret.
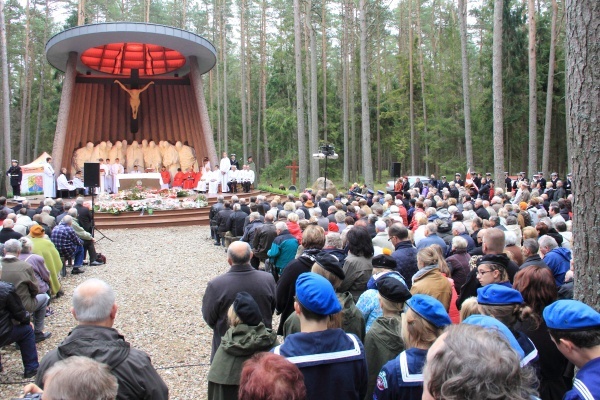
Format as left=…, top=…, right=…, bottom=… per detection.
left=543, top=300, right=600, bottom=331
left=296, top=273, right=342, bottom=316
left=463, top=315, right=525, bottom=360
left=368, top=189, right=375, bottom=194
left=406, top=294, right=451, bottom=328
left=376, top=276, right=411, bottom=304
left=477, top=284, right=524, bottom=305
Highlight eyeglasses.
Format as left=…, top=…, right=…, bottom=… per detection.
left=476, top=270, right=493, bottom=277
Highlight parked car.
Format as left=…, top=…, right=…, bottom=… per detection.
left=385, top=176, right=430, bottom=193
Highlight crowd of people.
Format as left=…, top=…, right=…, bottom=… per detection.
left=199, top=171, right=599, bottom=400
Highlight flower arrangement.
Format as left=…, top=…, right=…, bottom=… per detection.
left=94, top=187, right=208, bottom=213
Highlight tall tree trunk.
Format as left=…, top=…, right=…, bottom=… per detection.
left=294, top=0, right=307, bottom=189
left=458, top=0, right=474, bottom=169
left=567, top=0, right=600, bottom=308
left=260, top=0, right=269, bottom=167
left=0, top=0, right=11, bottom=172
left=309, top=1, right=319, bottom=182
left=19, top=0, right=31, bottom=163
left=416, top=0, right=429, bottom=176
left=342, top=1, right=349, bottom=187
left=349, top=2, right=356, bottom=182
left=215, top=0, right=222, bottom=153
left=376, top=29, right=381, bottom=183
left=240, top=0, right=248, bottom=162
left=181, top=0, right=187, bottom=29
left=408, top=0, right=416, bottom=175
left=492, top=0, right=505, bottom=183
left=359, top=0, right=373, bottom=187
left=222, top=0, right=228, bottom=153
left=35, top=0, right=50, bottom=158
left=321, top=1, right=328, bottom=145
left=527, top=0, right=538, bottom=177
left=78, top=0, right=86, bottom=25
left=145, top=0, right=150, bottom=22
left=542, top=0, right=557, bottom=176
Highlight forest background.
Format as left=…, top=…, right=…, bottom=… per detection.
left=0, top=0, right=567, bottom=192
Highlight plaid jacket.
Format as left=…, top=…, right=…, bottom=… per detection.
left=50, top=223, right=82, bottom=258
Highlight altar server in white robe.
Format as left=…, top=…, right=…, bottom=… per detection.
left=56, top=167, right=76, bottom=194
left=227, top=165, right=240, bottom=193
left=241, top=165, right=255, bottom=193
left=219, top=152, right=231, bottom=193
left=208, top=166, right=221, bottom=195
left=100, top=159, right=111, bottom=193
left=196, top=165, right=210, bottom=192
left=43, top=157, right=56, bottom=198
left=111, top=158, right=124, bottom=193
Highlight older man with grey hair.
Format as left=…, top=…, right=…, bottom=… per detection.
left=519, top=238, right=548, bottom=269
left=1, top=239, right=51, bottom=343
left=66, top=208, right=103, bottom=266
left=372, top=220, right=393, bottom=252
left=538, top=235, right=571, bottom=286
left=50, top=215, right=85, bottom=275
left=451, top=221, right=475, bottom=253
left=417, top=222, right=448, bottom=254
left=202, top=241, right=276, bottom=361
left=0, top=218, right=23, bottom=243
left=35, top=279, right=168, bottom=399
left=40, top=206, right=56, bottom=230
left=241, top=212, right=263, bottom=248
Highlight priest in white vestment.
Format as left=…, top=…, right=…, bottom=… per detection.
left=227, top=165, right=240, bottom=193
left=219, top=152, right=231, bottom=193
left=110, top=158, right=124, bottom=193
left=208, top=166, right=221, bottom=195
left=42, top=157, right=56, bottom=198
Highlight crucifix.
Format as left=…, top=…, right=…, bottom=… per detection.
left=286, top=160, right=299, bottom=186
left=113, top=69, right=154, bottom=133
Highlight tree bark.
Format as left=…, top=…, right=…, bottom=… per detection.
left=221, top=0, right=228, bottom=153
left=492, top=0, right=505, bottom=184
left=294, top=0, right=307, bottom=190
left=1, top=0, right=12, bottom=170
left=52, top=52, right=78, bottom=174
left=309, top=0, right=319, bottom=182
left=341, top=1, right=349, bottom=187
left=541, top=0, right=557, bottom=176
left=260, top=0, right=269, bottom=167
left=567, top=0, right=600, bottom=308
left=416, top=0, right=429, bottom=176
left=458, top=0, right=473, bottom=170
left=408, top=0, right=416, bottom=175
left=240, top=0, right=247, bottom=162
left=145, top=0, right=150, bottom=22
left=190, top=57, right=218, bottom=168
left=359, top=0, right=373, bottom=187
left=527, top=0, right=538, bottom=177
left=321, top=0, right=327, bottom=143
left=78, top=0, right=86, bottom=25
left=19, top=0, right=30, bottom=163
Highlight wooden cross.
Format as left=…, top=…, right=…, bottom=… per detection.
left=286, top=160, right=299, bottom=185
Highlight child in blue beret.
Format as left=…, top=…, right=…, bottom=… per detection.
left=543, top=299, right=600, bottom=400
left=476, top=284, right=540, bottom=371
left=374, top=294, right=451, bottom=400
left=272, top=273, right=368, bottom=400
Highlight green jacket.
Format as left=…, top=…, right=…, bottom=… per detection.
left=31, top=237, right=62, bottom=296
left=71, top=219, right=93, bottom=241
left=207, top=323, right=278, bottom=400
left=283, top=291, right=366, bottom=342
left=364, top=316, right=404, bottom=400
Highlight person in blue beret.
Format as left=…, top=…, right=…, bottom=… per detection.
left=272, top=272, right=368, bottom=400
left=374, top=294, right=451, bottom=400
left=543, top=300, right=600, bottom=400
left=476, top=284, right=540, bottom=371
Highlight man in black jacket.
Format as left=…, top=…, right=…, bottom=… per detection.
left=74, top=197, right=93, bottom=234
left=520, top=239, right=549, bottom=269
left=0, top=274, right=39, bottom=377
left=224, top=203, right=247, bottom=247
left=252, top=214, right=277, bottom=268
left=35, top=278, right=168, bottom=399
left=215, top=201, right=234, bottom=246
left=209, top=195, right=225, bottom=242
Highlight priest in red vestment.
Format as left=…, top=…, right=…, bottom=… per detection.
left=173, top=168, right=185, bottom=188
left=160, top=166, right=171, bottom=190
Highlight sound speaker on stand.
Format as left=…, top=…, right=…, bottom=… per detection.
left=84, top=162, right=100, bottom=188
left=391, top=162, right=402, bottom=178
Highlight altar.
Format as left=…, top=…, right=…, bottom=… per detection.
left=116, top=173, right=162, bottom=191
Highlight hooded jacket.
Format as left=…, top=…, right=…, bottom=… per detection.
left=36, top=325, right=168, bottom=400
left=208, top=323, right=278, bottom=400
left=410, top=266, right=452, bottom=311
left=267, top=229, right=299, bottom=271
left=543, top=247, right=572, bottom=286
left=364, top=317, right=404, bottom=400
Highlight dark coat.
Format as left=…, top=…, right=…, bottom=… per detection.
left=391, top=241, right=418, bottom=288
left=210, top=202, right=225, bottom=223
left=74, top=204, right=93, bottom=233
left=202, top=263, right=276, bottom=361
left=446, top=248, right=471, bottom=294
left=36, top=325, right=168, bottom=400
left=520, top=254, right=549, bottom=269
left=275, top=251, right=317, bottom=335
left=0, top=228, right=23, bottom=243
left=252, top=222, right=277, bottom=261
left=216, top=209, right=234, bottom=234
left=226, top=211, right=247, bottom=237
left=0, top=281, right=30, bottom=346
left=475, top=206, right=490, bottom=220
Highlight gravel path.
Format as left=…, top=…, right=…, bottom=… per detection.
left=0, top=226, right=274, bottom=399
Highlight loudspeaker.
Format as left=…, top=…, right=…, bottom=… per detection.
left=391, top=162, right=402, bottom=177
left=84, top=162, right=101, bottom=188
